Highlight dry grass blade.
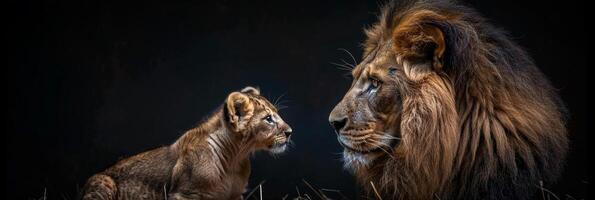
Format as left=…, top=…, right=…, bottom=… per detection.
left=370, top=181, right=382, bottom=200
left=163, top=184, right=168, bottom=200
left=296, top=186, right=302, bottom=198
left=244, top=180, right=266, bottom=200
left=302, top=179, right=328, bottom=199
left=320, top=188, right=348, bottom=200
left=535, top=183, right=561, bottom=200
left=304, top=194, right=313, bottom=200
left=259, top=184, right=263, bottom=200
left=540, top=181, right=546, bottom=200
left=564, top=194, right=577, bottom=200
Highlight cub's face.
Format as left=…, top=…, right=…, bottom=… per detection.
left=225, top=87, right=293, bottom=154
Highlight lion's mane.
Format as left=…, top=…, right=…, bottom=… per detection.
left=358, top=1, right=568, bottom=199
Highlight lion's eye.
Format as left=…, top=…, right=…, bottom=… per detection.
left=388, top=67, right=397, bottom=76
left=264, top=115, right=274, bottom=124
left=369, top=78, right=381, bottom=89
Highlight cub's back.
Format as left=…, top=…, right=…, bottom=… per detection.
left=104, top=147, right=177, bottom=181
left=83, top=147, right=178, bottom=199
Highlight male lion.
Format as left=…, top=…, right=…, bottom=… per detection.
left=328, top=0, right=568, bottom=199
left=82, top=87, right=293, bottom=200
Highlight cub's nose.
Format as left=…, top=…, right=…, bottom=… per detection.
left=284, top=127, right=293, bottom=137
left=329, top=117, right=347, bottom=132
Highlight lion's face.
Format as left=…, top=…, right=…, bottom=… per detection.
left=329, top=43, right=412, bottom=166
left=225, top=87, right=293, bottom=154
left=329, top=7, right=447, bottom=168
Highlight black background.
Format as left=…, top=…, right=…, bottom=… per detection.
left=10, top=0, right=588, bottom=199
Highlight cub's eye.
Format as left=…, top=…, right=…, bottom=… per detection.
left=264, top=115, right=274, bottom=124
left=369, top=78, right=381, bottom=89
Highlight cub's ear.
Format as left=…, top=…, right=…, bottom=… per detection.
left=393, top=22, right=446, bottom=80
left=225, top=92, right=255, bottom=132
left=241, top=86, right=260, bottom=96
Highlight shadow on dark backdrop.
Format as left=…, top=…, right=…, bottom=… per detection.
left=10, top=0, right=587, bottom=199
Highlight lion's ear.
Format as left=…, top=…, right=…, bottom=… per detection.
left=241, top=86, right=260, bottom=96
left=225, top=92, right=254, bottom=132
left=393, top=23, right=446, bottom=80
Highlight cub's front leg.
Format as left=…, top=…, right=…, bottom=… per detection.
left=168, top=158, right=223, bottom=200
left=168, top=176, right=219, bottom=200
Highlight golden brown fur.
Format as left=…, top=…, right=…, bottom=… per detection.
left=329, top=0, right=568, bottom=199
left=82, top=87, right=292, bottom=200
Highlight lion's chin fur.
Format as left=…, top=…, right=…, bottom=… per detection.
left=342, top=150, right=380, bottom=171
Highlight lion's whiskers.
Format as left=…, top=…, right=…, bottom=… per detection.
left=375, top=131, right=401, bottom=140
left=330, top=61, right=354, bottom=71
left=369, top=141, right=396, bottom=160
left=331, top=48, right=359, bottom=80
left=338, top=48, right=358, bottom=67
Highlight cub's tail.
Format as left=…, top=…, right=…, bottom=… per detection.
left=81, top=174, right=117, bottom=200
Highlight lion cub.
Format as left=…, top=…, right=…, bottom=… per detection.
left=82, top=87, right=292, bottom=200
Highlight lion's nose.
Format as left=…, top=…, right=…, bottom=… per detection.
left=329, top=117, right=347, bottom=132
